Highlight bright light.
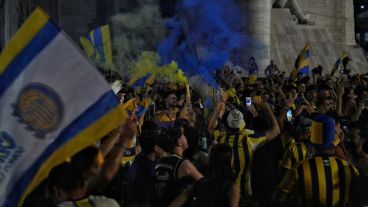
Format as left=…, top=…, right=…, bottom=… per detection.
left=361, top=5, right=365, bottom=9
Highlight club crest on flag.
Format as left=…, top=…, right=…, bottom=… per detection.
left=0, top=132, right=15, bottom=150
left=12, top=83, right=64, bottom=139
left=0, top=8, right=127, bottom=207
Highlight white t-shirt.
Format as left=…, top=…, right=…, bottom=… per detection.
left=58, top=195, right=120, bottom=207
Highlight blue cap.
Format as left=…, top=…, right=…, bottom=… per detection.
left=310, top=114, right=335, bottom=148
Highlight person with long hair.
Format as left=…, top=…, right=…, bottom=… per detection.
left=169, top=144, right=240, bottom=207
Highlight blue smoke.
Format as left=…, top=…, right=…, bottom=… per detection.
left=158, top=0, right=247, bottom=88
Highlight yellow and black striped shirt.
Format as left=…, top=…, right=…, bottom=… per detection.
left=214, top=129, right=268, bottom=196
left=281, top=141, right=310, bottom=170
left=121, top=137, right=137, bottom=164
left=279, top=155, right=359, bottom=207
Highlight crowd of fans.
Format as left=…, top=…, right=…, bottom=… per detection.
left=24, top=60, right=368, bottom=207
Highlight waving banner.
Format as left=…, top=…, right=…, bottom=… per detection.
left=0, top=8, right=126, bottom=207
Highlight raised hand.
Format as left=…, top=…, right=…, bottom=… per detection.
left=119, top=115, right=138, bottom=143
left=220, top=88, right=228, bottom=102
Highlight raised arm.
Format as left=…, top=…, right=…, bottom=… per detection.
left=208, top=101, right=225, bottom=135
left=277, top=107, right=288, bottom=132
left=87, top=116, right=138, bottom=192
left=293, top=105, right=307, bottom=117
left=259, top=102, right=281, bottom=140
left=99, top=127, right=120, bottom=157
left=208, top=89, right=227, bottom=135
left=336, top=77, right=345, bottom=116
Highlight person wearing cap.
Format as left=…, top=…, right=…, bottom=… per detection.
left=273, top=114, right=359, bottom=207
left=154, top=127, right=204, bottom=206
left=280, top=117, right=312, bottom=172
left=208, top=102, right=280, bottom=197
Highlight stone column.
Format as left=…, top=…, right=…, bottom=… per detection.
left=3, top=0, right=22, bottom=45
left=345, top=0, right=356, bottom=46
left=242, top=0, right=271, bottom=77
left=3, top=0, right=12, bottom=44
left=0, top=0, right=4, bottom=50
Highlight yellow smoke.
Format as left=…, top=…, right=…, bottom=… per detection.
left=128, top=51, right=159, bottom=84
left=176, top=69, right=189, bottom=84
left=128, top=51, right=188, bottom=85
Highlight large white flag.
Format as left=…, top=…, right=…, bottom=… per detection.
left=0, top=8, right=127, bottom=206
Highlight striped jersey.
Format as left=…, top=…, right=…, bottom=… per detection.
left=121, top=136, right=137, bottom=164
left=279, top=155, right=359, bottom=207
left=281, top=140, right=310, bottom=170
left=213, top=129, right=268, bottom=196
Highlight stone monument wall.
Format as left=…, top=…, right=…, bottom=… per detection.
left=298, top=0, right=352, bottom=46
left=270, top=0, right=368, bottom=75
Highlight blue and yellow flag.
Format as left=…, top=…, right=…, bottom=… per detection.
left=0, top=8, right=126, bottom=206
left=330, top=52, right=348, bottom=77
left=80, top=25, right=112, bottom=65
left=130, top=73, right=153, bottom=89
left=290, top=43, right=310, bottom=80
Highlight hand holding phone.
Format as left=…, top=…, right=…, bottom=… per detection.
left=287, top=110, right=293, bottom=121
left=246, top=97, right=252, bottom=107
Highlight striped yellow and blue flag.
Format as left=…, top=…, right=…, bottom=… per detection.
left=130, top=73, right=153, bottom=89
left=0, top=8, right=127, bottom=207
left=330, top=52, right=348, bottom=77
left=290, top=43, right=310, bottom=80
left=80, top=25, right=113, bottom=65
